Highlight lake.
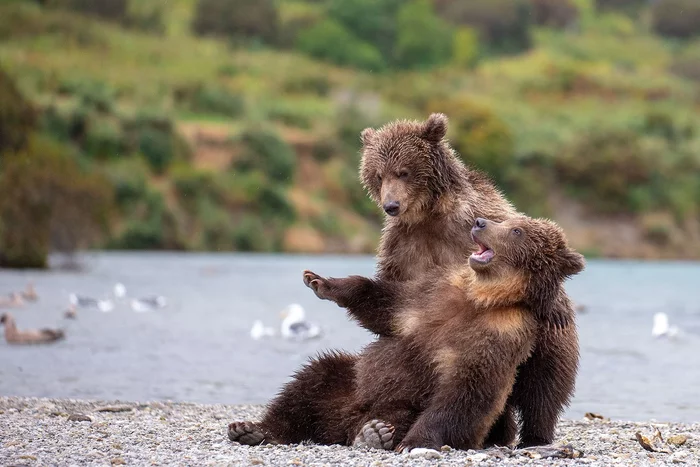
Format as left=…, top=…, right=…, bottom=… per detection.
left=1, top=252, right=699, bottom=423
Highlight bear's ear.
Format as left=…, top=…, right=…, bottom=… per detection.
left=361, top=128, right=376, bottom=146
left=559, top=247, right=585, bottom=277
left=420, top=113, right=448, bottom=143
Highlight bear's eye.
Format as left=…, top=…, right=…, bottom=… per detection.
left=512, top=228, right=522, bottom=236
left=376, top=173, right=382, bottom=182
left=398, top=170, right=409, bottom=180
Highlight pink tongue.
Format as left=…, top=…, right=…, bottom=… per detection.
left=471, top=249, right=494, bottom=261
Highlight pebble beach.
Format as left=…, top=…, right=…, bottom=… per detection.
left=0, top=397, right=697, bottom=466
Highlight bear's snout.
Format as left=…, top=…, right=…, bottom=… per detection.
left=383, top=201, right=401, bottom=216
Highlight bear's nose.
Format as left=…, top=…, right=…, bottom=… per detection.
left=474, top=218, right=487, bottom=229
left=383, top=201, right=400, bottom=217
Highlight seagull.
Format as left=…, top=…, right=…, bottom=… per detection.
left=280, top=304, right=322, bottom=341
left=250, top=320, right=276, bottom=340
left=113, top=283, right=127, bottom=299
left=1, top=312, right=65, bottom=345
left=69, top=293, right=114, bottom=313
left=652, top=312, right=679, bottom=339
left=130, top=296, right=167, bottom=313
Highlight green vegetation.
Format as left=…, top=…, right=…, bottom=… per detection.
left=2, top=0, right=700, bottom=263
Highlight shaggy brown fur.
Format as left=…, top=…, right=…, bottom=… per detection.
left=228, top=217, right=585, bottom=451
left=338, top=113, right=579, bottom=447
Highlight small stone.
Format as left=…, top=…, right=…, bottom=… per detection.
left=667, top=435, right=688, bottom=446
left=467, top=452, right=489, bottom=462
left=407, top=448, right=441, bottom=459
left=19, top=455, right=37, bottom=460
left=96, top=405, right=133, bottom=413
left=68, top=414, right=92, bottom=422
left=669, top=450, right=690, bottom=463
left=440, top=445, right=451, bottom=452
left=250, top=458, right=264, bottom=465
left=111, top=458, right=125, bottom=465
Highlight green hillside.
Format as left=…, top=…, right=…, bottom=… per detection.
left=1, top=0, right=700, bottom=267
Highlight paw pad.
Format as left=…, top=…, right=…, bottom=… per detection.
left=228, top=421, right=266, bottom=445
left=353, top=419, right=395, bottom=450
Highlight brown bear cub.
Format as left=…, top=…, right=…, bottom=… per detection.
left=229, top=216, right=585, bottom=451
left=347, top=113, right=579, bottom=447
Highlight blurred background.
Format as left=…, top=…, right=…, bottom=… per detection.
left=1, top=0, right=699, bottom=423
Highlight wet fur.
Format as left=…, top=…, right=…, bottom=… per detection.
left=334, top=114, right=578, bottom=446
left=232, top=218, right=584, bottom=451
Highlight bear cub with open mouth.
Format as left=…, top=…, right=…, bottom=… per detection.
left=229, top=216, right=584, bottom=451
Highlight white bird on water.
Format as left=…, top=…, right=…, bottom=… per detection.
left=130, top=296, right=167, bottom=313
left=69, top=293, right=114, bottom=313
left=280, top=304, right=322, bottom=341
left=250, top=320, right=276, bottom=340
left=652, top=312, right=679, bottom=339
left=114, top=283, right=127, bottom=299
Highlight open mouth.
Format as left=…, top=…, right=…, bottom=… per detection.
left=470, top=234, right=495, bottom=264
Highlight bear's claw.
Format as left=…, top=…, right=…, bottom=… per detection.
left=228, top=421, right=266, bottom=445
left=303, top=270, right=330, bottom=300
left=353, top=419, right=395, bottom=450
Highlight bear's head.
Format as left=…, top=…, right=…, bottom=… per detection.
left=359, top=113, right=462, bottom=223
left=469, top=216, right=585, bottom=324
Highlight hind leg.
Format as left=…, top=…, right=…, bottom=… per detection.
left=512, top=320, right=579, bottom=447
left=228, top=352, right=358, bottom=445
left=483, top=404, right=518, bottom=447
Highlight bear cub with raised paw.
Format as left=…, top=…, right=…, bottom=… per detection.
left=229, top=216, right=584, bottom=452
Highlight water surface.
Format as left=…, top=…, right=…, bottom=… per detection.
left=1, top=253, right=699, bottom=423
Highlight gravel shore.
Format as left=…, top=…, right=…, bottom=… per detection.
left=1, top=396, right=697, bottom=466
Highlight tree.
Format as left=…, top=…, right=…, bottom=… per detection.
left=393, top=0, right=453, bottom=69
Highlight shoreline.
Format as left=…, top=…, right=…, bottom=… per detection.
left=0, top=397, right=697, bottom=466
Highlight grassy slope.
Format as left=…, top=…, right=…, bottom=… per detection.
left=1, top=0, right=700, bottom=258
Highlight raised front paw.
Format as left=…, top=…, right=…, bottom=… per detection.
left=302, top=270, right=334, bottom=301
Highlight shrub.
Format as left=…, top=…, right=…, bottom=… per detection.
left=48, top=0, right=127, bottom=22
left=426, top=98, right=515, bottom=187
left=651, top=0, right=700, bottom=40
left=452, top=27, right=480, bottom=68
left=326, top=0, right=403, bottom=60
left=0, top=67, right=35, bottom=154
left=40, top=104, right=89, bottom=142
left=123, top=2, right=165, bottom=35
left=232, top=214, right=272, bottom=251
left=393, top=0, right=454, bottom=70
left=138, top=127, right=174, bottom=174
left=0, top=135, right=113, bottom=267
left=529, top=0, right=578, bottom=29
left=58, top=78, right=115, bottom=113
left=191, top=86, right=245, bottom=118
left=103, top=158, right=149, bottom=212
left=434, top=0, right=532, bottom=55
left=256, top=184, right=297, bottom=223
left=83, top=118, right=124, bottom=159
left=108, top=190, right=183, bottom=250
left=555, top=130, right=658, bottom=214
left=233, top=126, right=296, bottom=184
left=296, top=19, right=385, bottom=71
left=191, top=0, right=278, bottom=44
